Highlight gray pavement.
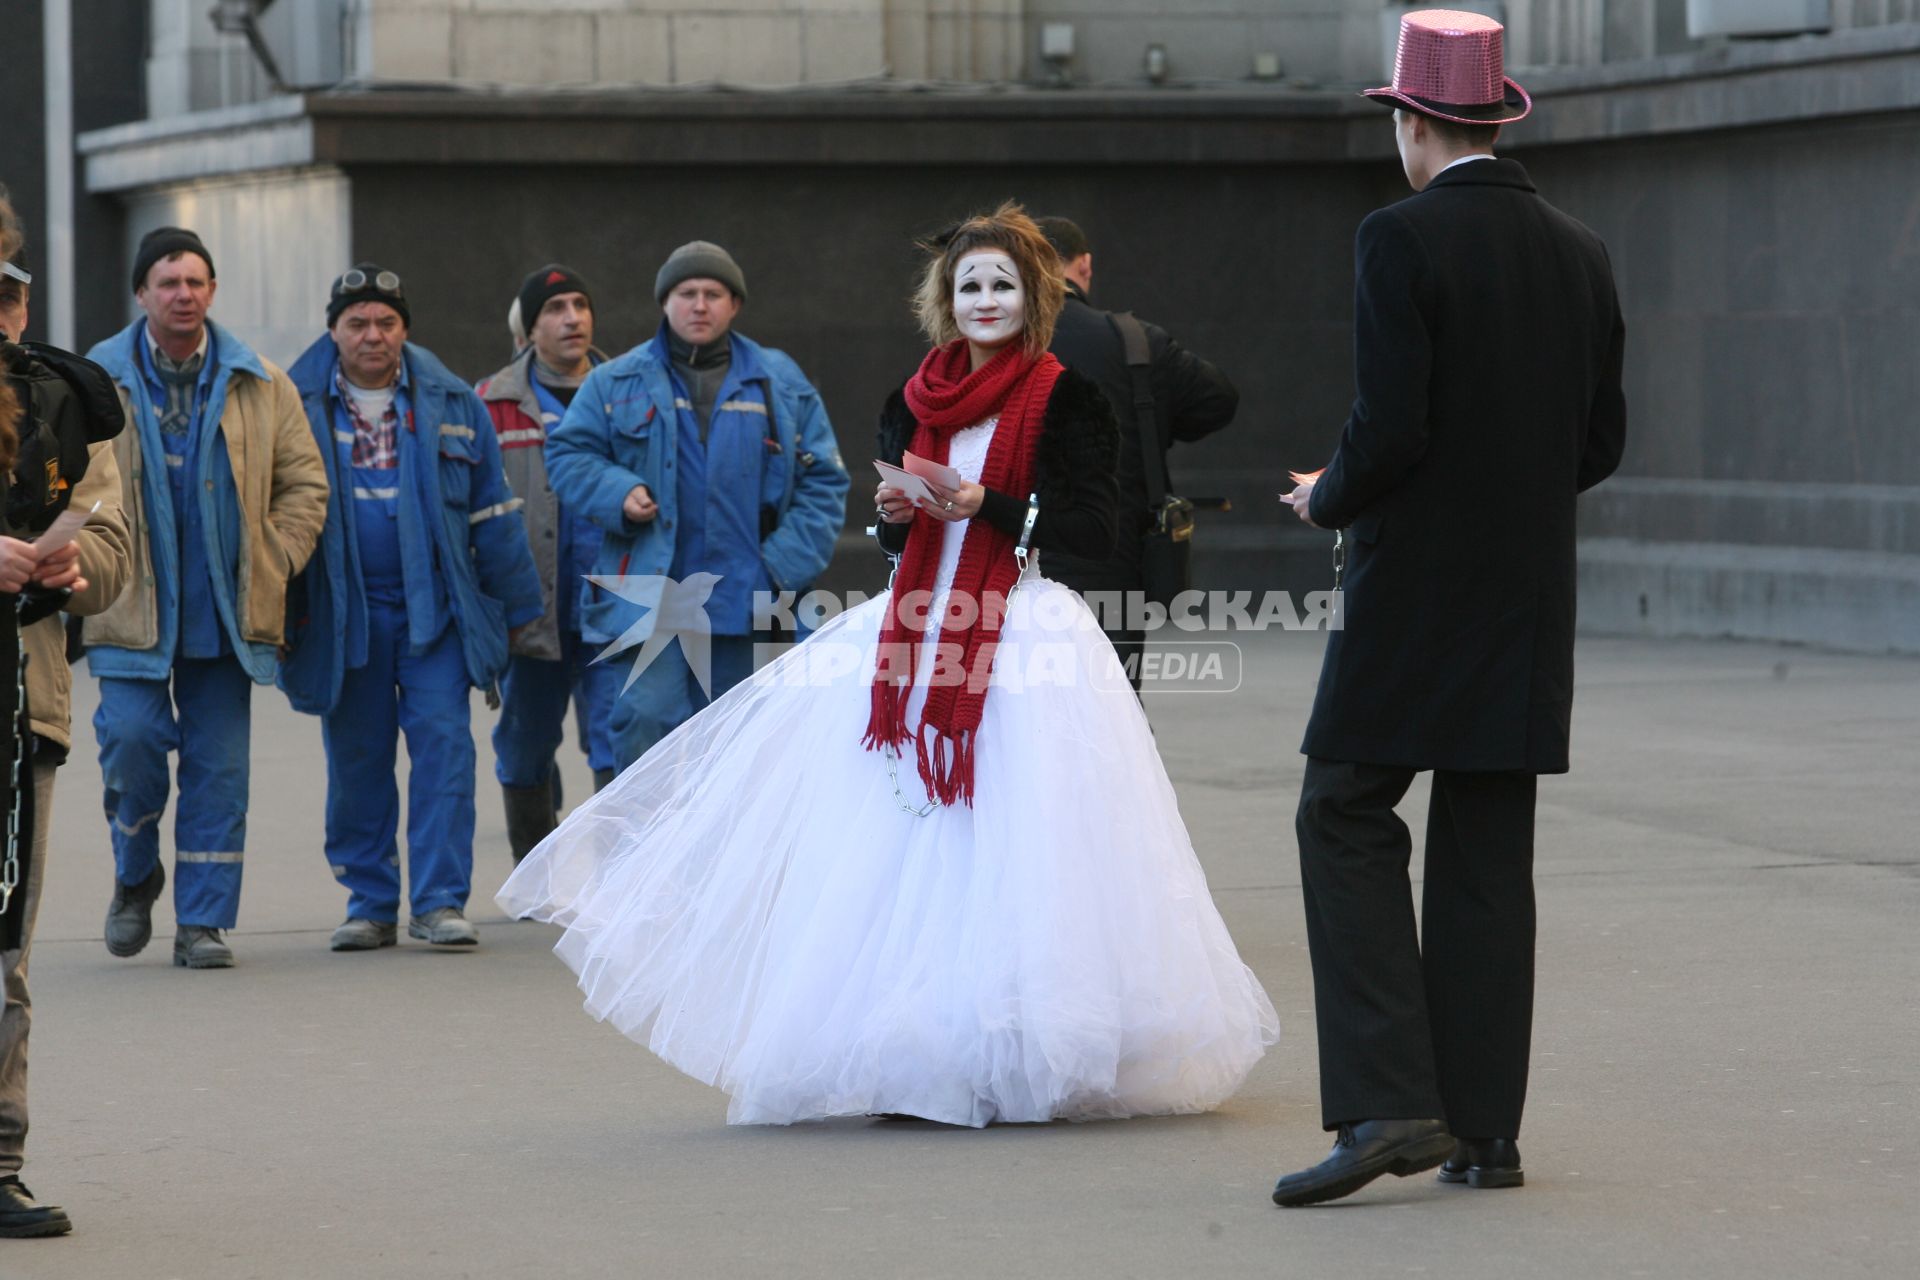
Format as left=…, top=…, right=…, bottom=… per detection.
left=6, top=630, right=1917, bottom=1279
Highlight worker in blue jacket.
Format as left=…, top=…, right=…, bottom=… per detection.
left=84, top=227, right=330, bottom=971
left=281, top=266, right=542, bottom=951
left=545, top=241, right=849, bottom=771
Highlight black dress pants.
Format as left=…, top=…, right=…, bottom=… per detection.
left=1295, top=757, right=1538, bottom=1139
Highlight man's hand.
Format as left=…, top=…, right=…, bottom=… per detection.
left=508, top=623, right=533, bottom=648
left=29, top=540, right=84, bottom=591
left=1284, top=481, right=1321, bottom=529
left=0, top=537, right=39, bottom=594
left=622, top=484, right=659, bottom=524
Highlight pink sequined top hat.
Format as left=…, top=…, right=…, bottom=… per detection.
left=1364, top=9, right=1532, bottom=126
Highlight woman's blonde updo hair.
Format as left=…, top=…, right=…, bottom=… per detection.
left=912, top=201, right=1065, bottom=361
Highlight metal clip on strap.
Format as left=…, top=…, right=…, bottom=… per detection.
left=1014, top=492, right=1039, bottom=576
left=867, top=520, right=905, bottom=592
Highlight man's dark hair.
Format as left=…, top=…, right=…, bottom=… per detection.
left=1035, top=216, right=1091, bottom=264
left=1424, top=116, right=1501, bottom=151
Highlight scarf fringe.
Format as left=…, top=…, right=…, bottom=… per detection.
left=862, top=674, right=906, bottom=752
left=915, top=722, right=976, bottom=808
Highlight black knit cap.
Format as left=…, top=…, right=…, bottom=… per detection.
left=516, top=264, right=592, bottom=329
left=1035, top=216, right=1090, bottom=262
left=326, top=262, right=411, bottom=328
left=131, top=226, right=215, bottom=292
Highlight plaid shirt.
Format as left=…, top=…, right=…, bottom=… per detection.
left=336, top=371, right=400, bottom=469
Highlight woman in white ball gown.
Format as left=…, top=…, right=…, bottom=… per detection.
left=499, top=203, right=1277, bottom=1127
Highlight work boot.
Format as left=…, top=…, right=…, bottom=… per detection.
left=104, top=862, right=166, bottom=958
left=409, top=907, right=479, bottom=947
left=172, top=925, right=234, bottom=969
left=592, top=768, right=616, bottom=793
left=330, top=918, right=397, bottom=951
left=0, top=1177, right=71, bottom=1238
left=503, top=784, right=557, bottom=864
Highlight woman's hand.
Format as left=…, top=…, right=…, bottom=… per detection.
left=0, top=537, right=38, bottom=594
left=920, top=480, right=985, bottom=524
left=874, top=483, right=916, bottom=525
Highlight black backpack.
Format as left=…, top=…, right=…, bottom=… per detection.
left=2, top=340, right=125, bottom=534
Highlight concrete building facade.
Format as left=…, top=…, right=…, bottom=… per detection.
left=5, top=0, right=1918, bottom=653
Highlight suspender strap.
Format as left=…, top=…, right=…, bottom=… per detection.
left=1109, top=311, right=1166, bottom=507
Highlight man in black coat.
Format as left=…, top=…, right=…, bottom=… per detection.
left=1034, top=217, right=1238, bottom=691
left=1271, top=10, right=1625, bottom=1208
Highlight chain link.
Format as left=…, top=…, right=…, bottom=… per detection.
left=884, top=743, right=937, bottom=818
left=2, top=595, right=26, bottom=917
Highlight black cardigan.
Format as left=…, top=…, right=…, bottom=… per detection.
left=873, top=366, right=1120, bottom=561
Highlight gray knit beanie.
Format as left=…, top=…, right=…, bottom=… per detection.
left=654, top=241, right=747, bottom=303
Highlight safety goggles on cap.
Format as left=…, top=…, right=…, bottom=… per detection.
left=339, top=267, right=402, bottom=294
left=1, top=260, right=30, bottom=285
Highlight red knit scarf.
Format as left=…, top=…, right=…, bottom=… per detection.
left=864, top=340, right=1063, bottom=806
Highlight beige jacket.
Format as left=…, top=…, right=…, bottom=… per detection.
left=25, top=441, right=134, bottom=748
left=82, top=353, right=328, bottom=657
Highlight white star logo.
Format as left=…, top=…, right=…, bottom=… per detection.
left=587, top=572, right=723, bottom=696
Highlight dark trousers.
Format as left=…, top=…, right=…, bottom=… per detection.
left=1295, top=757, right=1538, bottom=1139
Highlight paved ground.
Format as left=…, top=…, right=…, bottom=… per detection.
left=5, top=629, right=1915, bottom=1279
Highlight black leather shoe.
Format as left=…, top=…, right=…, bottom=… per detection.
left=1437, top=1138, right=1524, bottom=1188
left=0, top=1177, right=72, bottom=1237
left=1272, top=1118, right=1454, bottom=1207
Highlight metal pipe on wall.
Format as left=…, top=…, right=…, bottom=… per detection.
left=43, top=0, right=75, bottom=349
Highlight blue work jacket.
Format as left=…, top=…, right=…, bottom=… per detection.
left=279, top=336, right=543, bottom=715
left=543, top=328, right=848, bottom=648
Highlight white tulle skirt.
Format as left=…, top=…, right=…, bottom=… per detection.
left=497, top=575, right=1278, bottom=1127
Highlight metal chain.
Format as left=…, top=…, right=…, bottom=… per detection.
left=1, top=595, right=26, bottom=917
left=875, top=550, right=935, bottom=818
left=885, top=744, right=937, bottom=818
left=1332, top=529, right=1347, bottom=592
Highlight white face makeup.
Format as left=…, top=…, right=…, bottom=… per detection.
left=951, top=250, right=1025, bottom=349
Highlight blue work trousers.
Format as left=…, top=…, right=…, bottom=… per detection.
left=607, top=633, right=757, bottom=772
left=321, top=600, right=475, bottom=923
left=492, top=630, right=621, bottom=788
left=94, top=656, right=253, bottom=929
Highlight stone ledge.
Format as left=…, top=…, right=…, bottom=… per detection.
left=77, top=19, right=1920, bottom=189
left=1578, top=536, right=1920, bottom=654
left=1580, top=478, right=1920, bottom=556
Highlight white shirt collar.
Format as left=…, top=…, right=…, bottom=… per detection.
left=1436, top=153, right=1498, bottom=178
